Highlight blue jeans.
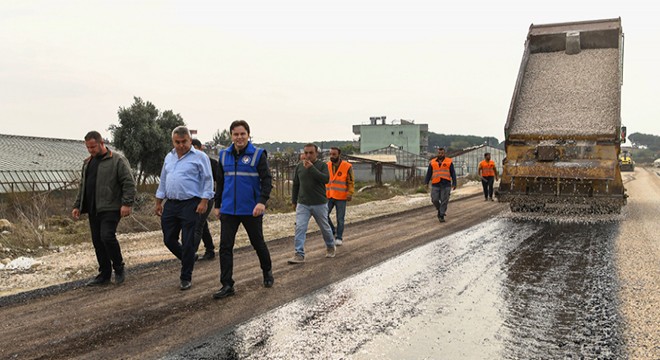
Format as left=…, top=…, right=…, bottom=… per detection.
left=327, top=198, right=347, bottom=240
left=294, top=203, right=335, bottom=257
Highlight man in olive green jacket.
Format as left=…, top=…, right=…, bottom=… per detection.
left=73, top=131, right=136, bottom=286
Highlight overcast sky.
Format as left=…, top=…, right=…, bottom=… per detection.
left=1, top=1, right=658, bottom=144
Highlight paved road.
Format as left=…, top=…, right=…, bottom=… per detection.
left=166, top=213, right=624, bottom=359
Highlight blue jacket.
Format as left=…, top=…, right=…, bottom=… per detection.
left=219, top=142, right=265, bottom=215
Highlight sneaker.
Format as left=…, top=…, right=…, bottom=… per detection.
left=325, top=246, right=336, bottom=258
left=287, top=254, right=305, bottom=264
left=180, top=280, right=192, bottom=291
left=86, top=274, right=111, bottom=287
left=335, top=239, right=343, bottom=246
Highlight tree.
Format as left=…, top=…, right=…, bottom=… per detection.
left=212, top=129, right=232, bottom=147
left=339, top=144, right=359, bottom=155
left=629, top=132, right=660, bottom=151
left=109, top=97, right=185, bottom=185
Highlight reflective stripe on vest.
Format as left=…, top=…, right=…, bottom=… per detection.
left=326, top=160, right=352, bottom=200
left=431, top=157, right=452, bottom=184
left=479, top=160, right=496, bottom=177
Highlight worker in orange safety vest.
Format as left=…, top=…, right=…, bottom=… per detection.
left=424, top=147, right=456, bottom=223
left=326, top=147, right=354, bottom=246
left=478, top=152, right=499, bottom=201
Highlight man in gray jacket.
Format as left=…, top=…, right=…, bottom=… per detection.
left=73, top=131, right=136, bottom=286
left=288, top=143, right=336, bottom=264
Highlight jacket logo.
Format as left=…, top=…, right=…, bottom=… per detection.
left=241, top=155, right=251, bottom=164
left=337, top=171, right=343, bottom=176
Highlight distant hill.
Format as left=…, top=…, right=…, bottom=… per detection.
left=256, top=133, right=502, bottom=154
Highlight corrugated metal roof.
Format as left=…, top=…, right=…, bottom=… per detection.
left=0, top=134, right=90, bottom=193
left=348, top=154, right=398, bottom=163
left=0, top=133, right=88, bottom=171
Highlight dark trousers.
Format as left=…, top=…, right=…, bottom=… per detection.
left=482, top=176, right=495, bottom=199
left=195, top=204, right=214, bottom=253
left=161, top=198, right=203, bottom=282
left=219, top=214, right=272, bottom=287
left=88, top=210, right=124, bottom=279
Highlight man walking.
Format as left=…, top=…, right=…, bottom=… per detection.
left=326, top=147, right=354, bottom=246
left=212, top=120, right=274, bottom=299
left=424, top=147, right=457, bottom=223
left=478, top=152, right=498, bottom=201
left=191, top=138, right=217, bottom=260
left=72, top=131, right=136, bottom=286
left=155, top=126, right=214, bottom=290
left=288, top=143, right=336, bottom=264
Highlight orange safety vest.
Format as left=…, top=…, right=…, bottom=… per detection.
left=326, top=160, right=352, bottom=200
left=431, top=157, right=452, bottom=184
left=479, top=159, right=496, bottom=177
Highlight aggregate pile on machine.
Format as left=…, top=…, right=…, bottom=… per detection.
left=496, top=18, right=627, bottom=214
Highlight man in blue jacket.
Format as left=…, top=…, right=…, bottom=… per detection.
left=212, top=120, right=274, bottom=299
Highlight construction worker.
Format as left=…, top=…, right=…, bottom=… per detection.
left=478, top=152, right=498, bottom=201
left=326, top=147, right=354, bottom=246
left=424, top=147, right=457, bottom=223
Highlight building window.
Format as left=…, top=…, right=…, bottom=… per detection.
left=399, top=131, right=403, bottom=135
left=391, top=131, right=394, bottom=135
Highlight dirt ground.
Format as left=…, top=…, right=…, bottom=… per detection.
left=0, top=184, right=497, bottom=360
left=0, top=184, right=482, bottom=297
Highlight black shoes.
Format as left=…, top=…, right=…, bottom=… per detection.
left=213, top=285, right=235, bottom=299
left=180, top=280, right=192, bottom=291
left=263, top=270, right=274, bottom=288
left=198, top=251, right=215, bottom=261
left=439, top=216, right=446, bottom=223
left=86, top=274, right=111, bottom=286
left=115, top=269, right=125, bottom=285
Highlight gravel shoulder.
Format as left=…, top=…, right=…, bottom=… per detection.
left=615, top=167, right=660, bottom=359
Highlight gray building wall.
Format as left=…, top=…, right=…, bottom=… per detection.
left=353, top=122, right=429, bottom=155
